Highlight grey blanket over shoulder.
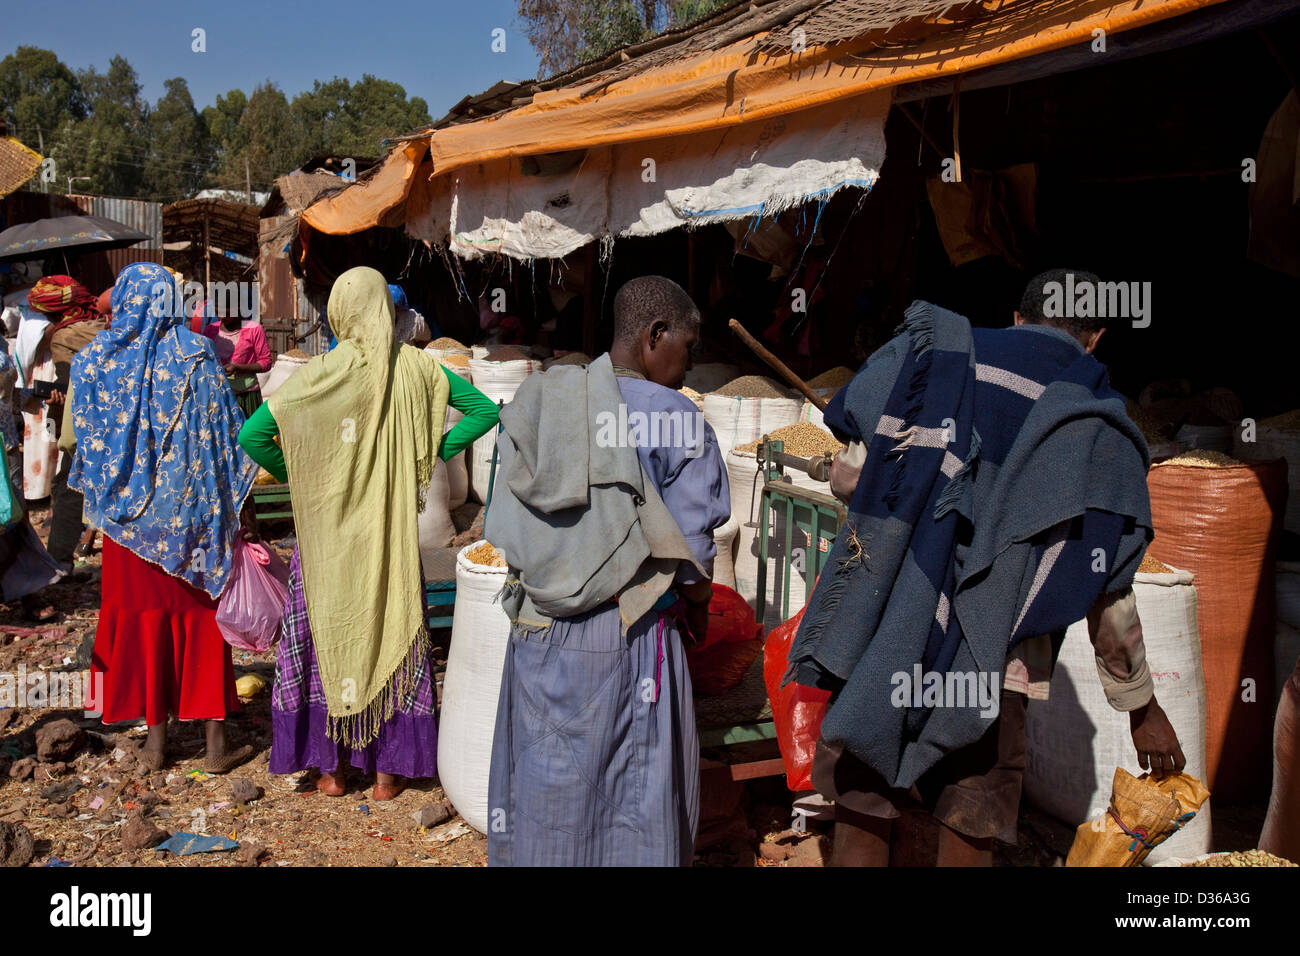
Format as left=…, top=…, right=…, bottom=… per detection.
left=483, top=354, right=701, bottom=633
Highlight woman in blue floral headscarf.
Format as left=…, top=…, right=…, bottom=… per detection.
left=68, top=262, right=260, bottom=773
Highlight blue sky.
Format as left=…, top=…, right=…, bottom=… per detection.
left=6, top=0, right=542, bottom=119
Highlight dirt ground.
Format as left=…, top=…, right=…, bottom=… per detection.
left=0, top=501, right=1268, bottom=868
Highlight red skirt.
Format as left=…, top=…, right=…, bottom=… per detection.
left=90, top=537, right=239, bottom=725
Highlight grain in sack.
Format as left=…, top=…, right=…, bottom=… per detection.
left=437, top=541, right=512, bottom=833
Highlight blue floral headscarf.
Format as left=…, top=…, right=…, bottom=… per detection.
left=68, top=262, right=258, bottom=598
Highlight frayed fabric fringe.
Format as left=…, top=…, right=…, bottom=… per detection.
left=325, top=627, right=431, bottom=750
left=934, top=427, right=982, bottom=521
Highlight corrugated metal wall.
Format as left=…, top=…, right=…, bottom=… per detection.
left=259, top=216, right=329, bottom=356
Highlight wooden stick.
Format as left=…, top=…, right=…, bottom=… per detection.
left=727, top=318, right=827, bottom=411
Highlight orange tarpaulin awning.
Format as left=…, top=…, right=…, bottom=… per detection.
left=301, top=0, right=1229, bottom=237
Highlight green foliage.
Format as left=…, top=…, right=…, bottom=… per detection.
left=144, top=78, right=211, bottom=202
left=291, top=75, right=431, bottom=159
left=0, top=45, right=87, bottom=137
left=50, top=56, right=149, bottom=197
left=1, top=45, right=434, bottom=202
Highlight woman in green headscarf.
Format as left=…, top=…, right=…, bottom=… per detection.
left=238, top=267, right=498, bottom=799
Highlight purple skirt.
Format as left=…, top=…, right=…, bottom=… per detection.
left=269, top=549, right=438, bottom=778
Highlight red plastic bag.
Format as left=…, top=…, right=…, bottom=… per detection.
left=763, top=603, right=831, bottom=791
left=686, top=585, right=763, bottom=697
left=216, top=539, right=291, bottom=652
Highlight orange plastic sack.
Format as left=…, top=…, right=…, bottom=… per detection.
left=1261, top=657, right=1300, bottom=864
left=685, top=585, right=763, bottom=697
left=763, top=604, right=831, bottom=791
left=1147, top=458, right=1287, bottom=801
left=1066, top=769, right=1211, bottom=867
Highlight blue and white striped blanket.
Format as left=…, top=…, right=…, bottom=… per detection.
left=786, top=301, right=1152, bottom=788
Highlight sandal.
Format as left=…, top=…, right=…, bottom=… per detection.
left=202, top=744, right=256, bottom=775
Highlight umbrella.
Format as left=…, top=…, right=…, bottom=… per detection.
left=0, top=214, right=151, bottom=264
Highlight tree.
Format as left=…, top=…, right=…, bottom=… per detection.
left=214, top=81, right=298, bottom=193
left=50, top=56, right=148, bottom=196
left=292, top=75, right=430, bottom=159
left=0, top=46, right=87, bottom=148
left=345, top=75, right=429, bottom=153
left=517, top=0, right=730, bottom=76
left=144, top=77, right=211, bottom=201
left=202, top=88, right=249, bottom=159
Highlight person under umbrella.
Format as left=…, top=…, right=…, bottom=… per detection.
left=26, top=275, right=108, bottom=567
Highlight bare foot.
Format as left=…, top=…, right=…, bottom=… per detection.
left=372, top=773, right=407, bottom=801
left=315, top=769, right=346, bottom=797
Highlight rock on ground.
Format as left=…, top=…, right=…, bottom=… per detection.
left=0, top=821, right=35, bottom=867
left=229, top=777, right=262, bottom=804
left=35, top=719, right=85, bottom=763
left=121, top=814, right=167, bottom=852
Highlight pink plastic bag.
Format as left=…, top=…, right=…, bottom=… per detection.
left=216, top=539, right=291, bottom=652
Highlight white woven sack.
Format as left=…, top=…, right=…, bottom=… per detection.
left=1024, top=567, right=1211, bottom=864
left=443, top=405, right=469, bottom=509
left=797, top=391, right=836, bottom=430
left=467, top=358, right=539, bottom=502
left=712, top=514, right=739, bottom=590
left=683, top=363, right=739, bottom=393
left=437, top=542, right=511, bottom=834
left=258, top=353, right=310, bottom=399
left=417, top=460, right=455, bottom=577
left=702, top=392, right=802, bottom=457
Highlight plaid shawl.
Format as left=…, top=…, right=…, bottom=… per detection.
left=787, top=302, right=1152, bottom=788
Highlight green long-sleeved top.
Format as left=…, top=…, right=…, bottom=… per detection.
left=237, top=365, right=499, bottom=484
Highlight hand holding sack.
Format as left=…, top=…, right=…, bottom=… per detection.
left=1066, top=769, right=1210, bottom=867
left=217, top=539, right=291, bottom=652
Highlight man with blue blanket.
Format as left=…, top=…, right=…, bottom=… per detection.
left=790, top=269, right=1185, bottom=866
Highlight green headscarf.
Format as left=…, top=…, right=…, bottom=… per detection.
left=268, top=267, right=449, bottom=747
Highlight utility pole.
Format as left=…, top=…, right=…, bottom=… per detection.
left=36, top=126, right=45, bottom=192
left=245, top=158, right=252, bottom=204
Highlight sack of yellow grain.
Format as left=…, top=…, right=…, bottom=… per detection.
left=1066, top=769, right=1210, bottom=867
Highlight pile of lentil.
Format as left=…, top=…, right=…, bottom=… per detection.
left=482, top=346, right=532, bottom=363
left=735, top=422, right=843, bottom=457
left=466, top=541, right=507, bottom=568
left=284, top=348, right=310, bottom=359
left=713, top=375, right=793, bottom=399
left=442, top=354, right=470, bottom=368
left=807, top=366, right=855, bottom=390
left=1138, top=553, right=1173, bottom=574
left=679, top=386, right=704, bottom=408
left=1152, top=449, right=1242, bottom=468
left=546, top=352, right=592, bottom=367
left=1185, top=849, right=1296, bottom=867
left=430, top=336, right=467, bottom=350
